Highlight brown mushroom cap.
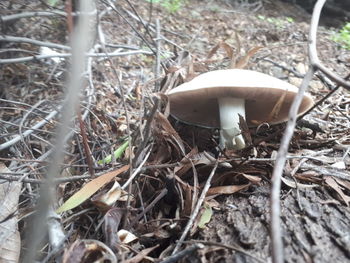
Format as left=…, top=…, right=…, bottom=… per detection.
left=167, top=69, right=314, bottom=127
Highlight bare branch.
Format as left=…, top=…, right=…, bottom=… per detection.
left=308, top=0, right=350, bottom=90
left=271, top=67, right=315, bottom=263
left=0, top=35, right=70, bottom=50
left=0, top=50, right=153, bottom=64
left=23, top=1, right=96, bottom=261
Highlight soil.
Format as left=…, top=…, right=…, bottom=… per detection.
left=0, top=0, right=350, bottom=262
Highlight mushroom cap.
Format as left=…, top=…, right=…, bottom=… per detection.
left=167, top=69, right=314, bottom=127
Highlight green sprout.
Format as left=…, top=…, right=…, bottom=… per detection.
left=98, top=140, right=129, bottom=165
left=257, top=15, right=294, bottom=29
left=331, top=22, right=350, bottom=50
left=145, top=0, right=185, bottom=13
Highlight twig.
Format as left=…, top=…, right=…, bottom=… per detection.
left=1, top=11, right=67, bottom=22
left=301, top=163, right=350, bottom=181
left=270, top=67, right=315, bottom=263
left=182, top=240, right=266, bottom=263
left=270, top=0, right=350, bottom=261
left=133, top=188, right=168, bottom=224
left=121, top=150, right=151, bottom=190
left=0, top=50, right=153, bottom=64
left=0, top=35, right=70, bottom=50
left=23, top=1, right=95, bottom=261
left=259, top=58, right=304, bottom=78
left=172, top=161, right=219, bottom=255
left=308, top=0, right=350, bottom=91
left=101, top=0, right=156, bottom=55
left=0, top=108, right=59, bottom=152
left=160, top=244, right=204, bottom=263
left=297, top=73, right=350, bottom=121
left=155, top=18, right=161, bottom=92
left=0, top=173, right=91, bottom=184
left=77, top=109, right=95, bottom=177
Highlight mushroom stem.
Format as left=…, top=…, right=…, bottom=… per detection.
left=218, top=97, right=246, bottom=150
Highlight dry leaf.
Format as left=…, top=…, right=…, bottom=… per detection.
left=175, top=150, right=214, bottom=177
left=234, top=46, right=263, bottom=69
left=62, top=239, right=117, bottom=263
left=153, top=112, right=185, bottom=157
left=117, top=229, right=138, bottom=244
left=207, top=41, right=234, bottom=60
left=103, top=208, right=123, bottom=251
left=91, top=180, right=130, bottom=211
left=240, top=173, right=261, bottom=184
left=207, top=183, right=250, bottom=196
left=325, top=176, right=350, bottom=206
left=56, top=165, right=129, bottom=213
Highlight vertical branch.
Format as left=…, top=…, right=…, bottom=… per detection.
left=23, top=1, right=95, bottom=262
left=270, top=68, right=314, bottom=263
left=269, top=1, right=342, bottom=262
left=155, top=18, right=161, bottom=92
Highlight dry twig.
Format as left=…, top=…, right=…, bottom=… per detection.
left=270, top=1, right=350, bottom=262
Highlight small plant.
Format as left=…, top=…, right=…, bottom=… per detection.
left=47, top=0, right=58, bottom=6
left=145, top=0, right=184, bottom=13
left=257, top=15, right=294, bottom=29
left=331, top=22, right=350, bottom=50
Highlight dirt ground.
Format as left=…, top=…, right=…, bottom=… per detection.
left=0, top=0, right=350, bottom=262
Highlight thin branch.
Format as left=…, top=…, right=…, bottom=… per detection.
left=23, top=1, right=95, bottom=261
left=1, top=11, right=66, bottom=22
left=270, top=67, right=315, bottom=263
left=308, top=0, right=350, bottom=90
left=0, top=108, right=59, bottom=151
left=0, top=35, right=70, bottom=50
left=0, top=50, right=153, bottom=64
left=155, top=18, right=162, bottom=92
left=121, top=150, right=151, bottom=190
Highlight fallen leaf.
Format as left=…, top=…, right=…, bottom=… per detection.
left=281, top=176, right=318, bottom=189
left=56, top=165, right=129, bottom=213
left=103, top=208, right=123, bottom=251
left=91, top=180, right=130, bottom=212
left=175, top=150, right=214, bottom=177
left=207, top=41, right=234, bottom=60
left=62, top=239, right=117, bottom=263
left=198, top=203, right=213, bottom=229
left=325, top=176, right=350, bottom=206
left=207, top=183, right=250, bottom=196
left=234, top=46, right=263, bottom=69
left=117, top=229, right=138, bottom=244
left=240, top=173, right=261, bottom=184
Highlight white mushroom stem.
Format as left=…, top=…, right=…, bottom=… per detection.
left=218, top=97, right=246, bottom=150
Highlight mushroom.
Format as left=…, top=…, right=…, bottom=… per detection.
left=166, top=69, right=314, bottom=150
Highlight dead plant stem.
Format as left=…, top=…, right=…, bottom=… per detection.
left=270, top=67, right=315, bottom=263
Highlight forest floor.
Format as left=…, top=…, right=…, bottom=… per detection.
left=0, top=0, right=350, bottom=262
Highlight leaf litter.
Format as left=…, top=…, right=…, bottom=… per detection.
left=0, top=0, right=349, bottom=262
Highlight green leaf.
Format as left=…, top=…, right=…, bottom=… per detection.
left=98, top=140, right=129, bottom=165
left=47, top=0, right=59, bottom=6
left=56, top=165, right=129, bottom=213
left=198, top=203, right=213, bottom=229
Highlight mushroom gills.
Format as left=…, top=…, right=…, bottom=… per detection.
left=218, top=97, right=246, bottom=150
